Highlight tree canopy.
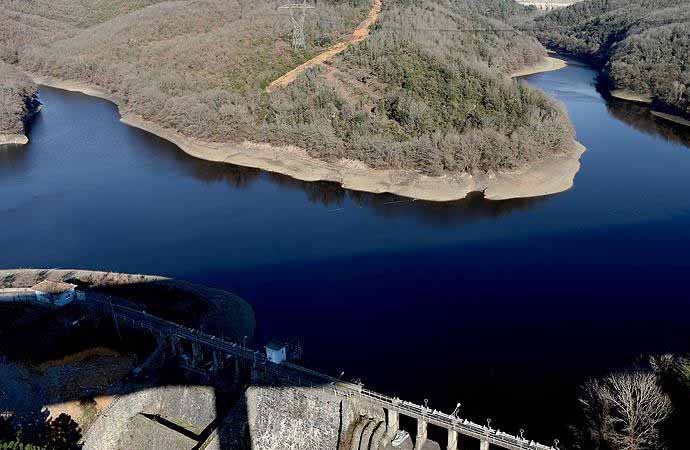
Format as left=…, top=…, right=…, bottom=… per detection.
left=0, top=409, right=81, bottom=450
left=0, top=62, right=39, bottom=136
left=532, top=0, right=690, bottom=117
left=1, top=0, right=575, bottom=175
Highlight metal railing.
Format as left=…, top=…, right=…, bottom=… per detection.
left=99, top=299, right=556, bottom=450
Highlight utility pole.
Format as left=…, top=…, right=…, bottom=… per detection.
left=279, top=0, right=315, bottom=49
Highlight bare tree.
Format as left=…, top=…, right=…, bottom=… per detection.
left=579, top=371, right=672, bottom=450
left=649, top=354, right=690, bottom=384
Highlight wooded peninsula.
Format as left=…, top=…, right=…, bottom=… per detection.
left=3, top=0, right=687, bottom=197
left=0, top=0, right=588, bottom=200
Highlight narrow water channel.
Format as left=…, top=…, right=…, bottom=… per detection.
left=2, top=59, right=690, bottom=442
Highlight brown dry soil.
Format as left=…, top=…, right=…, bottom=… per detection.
left=510, top=56, right=568, bottom=78
left=266, top=0, right=382, bottom=93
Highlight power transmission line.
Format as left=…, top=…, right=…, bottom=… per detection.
left=279, top=0, right=315, bottom=49
left=375, top=18, right=689, bottom=34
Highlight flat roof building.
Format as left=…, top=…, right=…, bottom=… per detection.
left=31, top=280, right=78, bottom=308
left=265, top=340, right=288, bottom=364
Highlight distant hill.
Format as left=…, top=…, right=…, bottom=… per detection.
left=532, top=0, right=690, bottom=118
left=1, top=0, right=575, bottom=177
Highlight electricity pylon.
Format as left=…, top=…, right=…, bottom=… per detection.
left=279, top=0, right=315, bottom=49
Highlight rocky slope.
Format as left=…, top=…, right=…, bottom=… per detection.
left=0, top=61, right=40, bottom=145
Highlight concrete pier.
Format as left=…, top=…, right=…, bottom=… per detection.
left=212, top=351, right=222, bottom=371
left=233, top=358, right=242, bottom=383
left=447, top=429, right=459, bottom=450
left=415, top=418, right=428, bottom=449
left=191, top=342, right=202, bottom=366
left=387, top=409, right=399, bottom=435
left=480, top=439, right=490, bottom=450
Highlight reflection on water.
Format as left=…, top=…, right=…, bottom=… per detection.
left=263, top=172, right=552, bottom=225
left=3, top=62, right=690, bottom=445
left=0, top=144, right=30, bottom=176
left=136, top=127, right=549, bottom=226
left=605, top=98, right=690, bottom=149
left=135, top=130, right=265, bottom=189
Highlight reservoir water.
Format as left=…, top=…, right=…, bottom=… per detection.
left=2, top=59, right=690, bottom=442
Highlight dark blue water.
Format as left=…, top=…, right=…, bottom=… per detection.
left=2, top=60, right=690, bottom=443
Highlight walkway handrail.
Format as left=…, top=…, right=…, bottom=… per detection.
left=98, top=299, right=555, bottom=450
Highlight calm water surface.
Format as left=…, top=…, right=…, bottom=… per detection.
left=2, top=60, right=690, bottom=442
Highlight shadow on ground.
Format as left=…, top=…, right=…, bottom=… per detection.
left=0, top=270, right=458, bottom=450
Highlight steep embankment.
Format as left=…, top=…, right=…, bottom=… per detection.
left=0, top=62, right=40, bottom=145
left=533, top=0, right=690, bottom=124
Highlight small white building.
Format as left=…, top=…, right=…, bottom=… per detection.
left=30, top=280, right=78, bottom=308
left=265, top=340, right=287, bottom=364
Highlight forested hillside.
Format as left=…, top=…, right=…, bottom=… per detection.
left=0, top=0, right=575, bottom=175
left=533, top=0, right=690, bottom=117
left=267, top=0, right=574, bottom=174
left=0, top=62, right=39, bottom=137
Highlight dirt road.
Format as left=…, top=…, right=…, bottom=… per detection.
left=266, top=0, right=382, bottom=93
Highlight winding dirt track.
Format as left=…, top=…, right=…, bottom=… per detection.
left=266, top=0, right=382, bottom=93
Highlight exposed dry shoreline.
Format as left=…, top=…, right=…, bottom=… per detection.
left=510, top=56, right=568, bottom=78
left=610, top=89, right=653, bottom=104
left=651, top=110, right=690, bottom=128
left=29, top=71, right=584, bottom=202
left=609, top=90, right=690, bottom=128
left=0, top=133, right=29, bottom=146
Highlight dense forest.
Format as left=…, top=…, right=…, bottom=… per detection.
left=1, top=0, right=575, bottom=175
left=266, top=0, right=575, bottom=174
left=532, top=0, right=690, bottom=117
left=0, top=62, right=39, bottom=137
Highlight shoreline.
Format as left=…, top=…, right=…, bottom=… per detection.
left=510, top=56, right=568, bottom=78
left=29, top=73, right=585, bottom=202
left=608, top=89, right=690, bottom=128
left=651, top=110, right=690, bottom=128
left=0, top=133, right=29, bottom=146
left=610, top=89, right=653, bottom=104
left=0, top=268, right=256, bottom=340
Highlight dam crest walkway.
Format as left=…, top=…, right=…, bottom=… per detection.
left=101, top=298, right=558, bottom=450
